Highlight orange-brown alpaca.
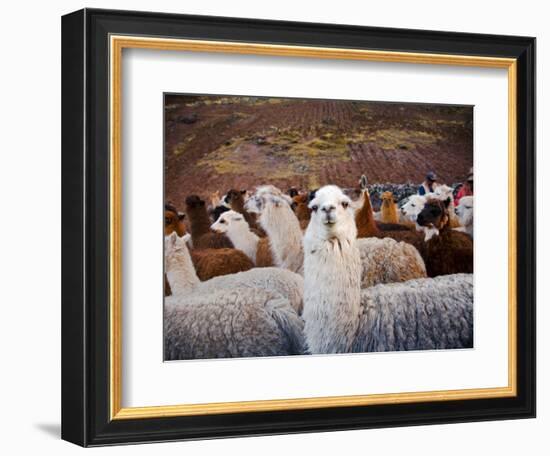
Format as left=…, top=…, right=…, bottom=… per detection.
left=224, top=189, right=266, bottom=237
left=164, top=204, right=253, bottom=295
left=416, top=197, right=473, bottom=277
left=186, top=195, right=234, bottom=249
left=380, top=191, right=400, bottom=224
left=355, top=177, right=411, bottom=237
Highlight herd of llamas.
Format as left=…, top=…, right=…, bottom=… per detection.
left=164, top=175, right=474, bottom=360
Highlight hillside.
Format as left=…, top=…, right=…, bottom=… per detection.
left=164, top=95, right=473, bottom=204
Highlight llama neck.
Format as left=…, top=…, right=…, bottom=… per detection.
left=165, top=244, right=200, bottom=295
left=187, top=208, right=211, bottom=241
left=230, top=197, right=245, bottom=213
left=227, top=227, right=259, bottom=263
left=295, top=203, right=311, bottom=225
left=260, top=204, right=304, bottom=274
left=355, top=190, right=380, bottom=237
left=302, top=231, right=362, bottom=354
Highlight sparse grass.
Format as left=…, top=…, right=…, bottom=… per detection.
left=173, top=134, right=196, bottom=155
left=356, top=128, right=442, bottom=150
left=196, top=128, right=351, bottom=178
left=195, top=122, right=442, bottom=179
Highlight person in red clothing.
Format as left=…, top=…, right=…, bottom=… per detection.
left=454, top=169, right=473, bottom=206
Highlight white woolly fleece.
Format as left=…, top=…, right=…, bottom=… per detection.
left=303, top=186, right=362, bottom=354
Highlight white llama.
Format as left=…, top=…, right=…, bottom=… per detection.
left=454, top=196, right=474, bottom=238
left=211, top=210, right=259, bottom=263
left=245, top=185, right=304, bottom=274
left=302, top=185, right=473, bottom=354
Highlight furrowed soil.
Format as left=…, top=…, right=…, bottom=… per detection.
left=164, top=95, right=473, bottom=205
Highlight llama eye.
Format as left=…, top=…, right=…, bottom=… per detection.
left=341, top=201, right=349, bottom=209
left=219, top=220, right=225, bottom=224
left=411, top=204, right=415, bottom=207
left=311, top=205, right=318, bottom=212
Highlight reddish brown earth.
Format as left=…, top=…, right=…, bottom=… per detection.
left=164, top=95, right=473, bottom=206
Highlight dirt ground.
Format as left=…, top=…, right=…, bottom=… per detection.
left=164, top=94, right=473, bottom=206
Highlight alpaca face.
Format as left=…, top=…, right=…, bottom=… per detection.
left=245, top=185, right=292, bottom=215
left=165, top=209, right=186, bottom=237
left=307, top=185, right=356, bottom=240
left=416, top=198, right=451, bottom=230
left=433, top=184, right=453, bottom=200
left=211, top=210, right=248, bottom=233
left=224, top=189, right=247, bottom=206
left=185, top=195, right=206, bottom=210
left=401, top=195, right=427, bottom=222
left=381, top=191, right=396, bottom=206
left=455, top=196, right=474, bottom=227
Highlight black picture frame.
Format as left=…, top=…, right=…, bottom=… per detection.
left=62, top=8, right=536, bottom=447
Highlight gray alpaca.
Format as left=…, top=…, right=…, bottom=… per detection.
left=164, top=232, right=307, bottom=360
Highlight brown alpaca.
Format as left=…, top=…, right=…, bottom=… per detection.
left=190, top=248, right=254, bottom=281
left=224, top=189, right=266, bottom=237
left=164, top=204, right=253, bottom=295
left=293, top=193, right=311, bottom=230
left=164, top=203, right=186, bottom=237
left=185, top=195, right=234, bottom=249
left=253, top=237, right=274, bottom=267
left=416, top=198, right=474, bottom=277
left=380, top=191, right=400, bottom=224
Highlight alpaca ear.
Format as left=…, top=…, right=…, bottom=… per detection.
left=443, top=197, right=451, bottom=208
left=178, top=213, right=185, bottom=221
left=360, top=175, right=368, bottom=190
left=240, top=189, right=247, bottom=195
left=308, top=189, right=317, bottom=202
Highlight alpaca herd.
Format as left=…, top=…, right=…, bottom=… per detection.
left=164, top=174, right=474, bottom=360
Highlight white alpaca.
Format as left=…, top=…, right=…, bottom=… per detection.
left=164, top=232, right=306, bottom=359
left=303, top=185, right=362, bottom=353
left=454, top=196, right=474, bottom=238
left=302, top=185, right=472, bottom=354
left=245, top=186, right=304, bottom=274
left=211, top=210, right=259, bottom=263
left=400, top=194, right=427, bottom=224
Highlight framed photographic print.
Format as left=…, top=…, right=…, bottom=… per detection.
left=61, top=8, right=536, bottom=447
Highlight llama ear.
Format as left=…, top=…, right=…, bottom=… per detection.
left=360, top=175, right=368, bottom=189
left=178, top=213, right=186, bottom=221
left=443, top=197, right=451, bottom=208
left=308, top=189, right=318, bottom=202
left=240, top=189, right=247, bottom=195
